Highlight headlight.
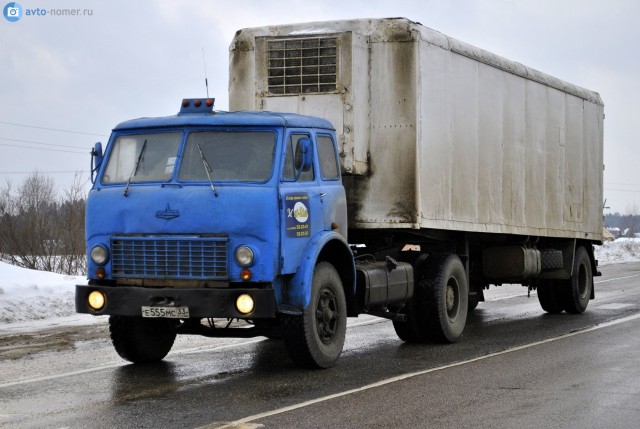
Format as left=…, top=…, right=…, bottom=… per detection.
left=235, top=245, right=254, bottom=267
left=236, top=294, right=254, bottom=315
left=90, top=245, right=109, bottom=265
left=88, top=291, right=106, bottom=311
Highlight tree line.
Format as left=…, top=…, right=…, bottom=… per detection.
left=604, top=211, right=640, bottom=236
left=0, top=172, right=86, bottom=275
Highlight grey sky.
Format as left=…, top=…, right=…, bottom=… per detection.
left=1, top=0, right=637, bottom=214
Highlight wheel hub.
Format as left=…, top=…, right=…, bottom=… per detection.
left=316, top=289, right=339, bottom=343
left=446, top=279, right=459, bottom=320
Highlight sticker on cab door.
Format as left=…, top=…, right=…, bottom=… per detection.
left=285, top=193, right=310, bottom=238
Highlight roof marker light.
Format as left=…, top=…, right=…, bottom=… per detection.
left=179, top=98, right=215, bottom=114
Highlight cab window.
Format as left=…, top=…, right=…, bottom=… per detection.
left=102, top=132, right=181, bottom=184
left=317, top=135, right=340, bottom=180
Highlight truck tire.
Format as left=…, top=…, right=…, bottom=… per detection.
left=392, top=298, right=421, bottom=342
left=467, top=288, right=484, bottom=312
left=109, top=316, right=177, bottom=363
left=282, top=262, right=347, bottom=369
left=563, top=246, right=592, bottom=314
left=535, top=280, right=564, bottom=314
left=420, top=254, right=468, bottom=343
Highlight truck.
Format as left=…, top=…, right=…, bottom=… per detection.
left=76, top=18, right=604, bottom=369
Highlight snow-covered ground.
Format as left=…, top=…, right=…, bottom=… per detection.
left=1, top=239, right=639, bottom=330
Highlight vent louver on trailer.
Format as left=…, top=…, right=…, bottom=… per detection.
left=267, top=36, right=337, bottom=94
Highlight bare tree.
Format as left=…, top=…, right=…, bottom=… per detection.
left=58, top=173, right=87, bottom=274
left=0, top=171, right=87, bottom=275
left=621, top=203, right=640, bottom=237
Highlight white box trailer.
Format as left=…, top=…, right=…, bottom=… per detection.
left=229, top=17, right=604, bottom=242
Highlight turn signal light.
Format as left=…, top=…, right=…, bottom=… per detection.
left=240, top=269, right=252, bottom=281
left=95, top=268, right=106, bottom=279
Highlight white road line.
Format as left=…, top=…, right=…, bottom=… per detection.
left=595, top=273, right=640, bottom=284
left=202, top=312, right=640, bottom=429
left=0, top=361, right=127, bottom=389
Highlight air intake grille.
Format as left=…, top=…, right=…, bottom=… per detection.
left=111, top=236, right=228, bottom=280
left=267, top=36, right=337, bottom=95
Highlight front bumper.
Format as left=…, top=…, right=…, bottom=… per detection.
left=75, top=284, right=277, bottom=319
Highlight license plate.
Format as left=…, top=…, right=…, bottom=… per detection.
left=141, top=306, right=190, bottom=319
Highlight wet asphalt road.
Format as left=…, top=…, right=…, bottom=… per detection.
left=1, top=262, right=639, bottom=429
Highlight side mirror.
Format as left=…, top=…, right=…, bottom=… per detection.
left=295, top=138, right=313, bottom=173
left=91, top=142, right=103, bottom=184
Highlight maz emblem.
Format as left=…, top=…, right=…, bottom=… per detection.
left=156, top=204, right=180, bottom=220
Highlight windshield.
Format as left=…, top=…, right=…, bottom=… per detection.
left=178, top=131, right=276, bottom=182
left=102, top=132, right=181, bottom=184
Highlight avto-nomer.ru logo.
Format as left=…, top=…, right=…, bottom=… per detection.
left=3, top=2, right=22, bottom=22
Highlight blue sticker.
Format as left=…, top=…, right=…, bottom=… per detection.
left=285, top=193, right=310, bottom=238
left=3, top=2, right=22, bottom=22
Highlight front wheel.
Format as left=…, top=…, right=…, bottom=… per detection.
left=283, top=262, right=347, bottom=369
left=109, top=316, right=177, bottom=363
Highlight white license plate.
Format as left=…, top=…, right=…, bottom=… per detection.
left=141, top=306, right=190, bottom=319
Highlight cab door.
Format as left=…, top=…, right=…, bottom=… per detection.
left=279, top=132, right=324, bottom=274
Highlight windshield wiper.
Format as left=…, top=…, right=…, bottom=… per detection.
left=124, top=139, right=147, bottom=197
left=197, top=143, right=218, bottom=197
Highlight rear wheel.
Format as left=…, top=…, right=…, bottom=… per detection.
left=468, top=288, right=484, bottom=312
left=563, top=246, right=593, bottom=314
left=536, top=280, right=565, bottom=314
left=283, top=262, right=347, bottom=369
left=422, top=254, right=469, bottom=343
left=109, top=316, right=177, bottom=363
left=392, top=298, right=421, bottom=342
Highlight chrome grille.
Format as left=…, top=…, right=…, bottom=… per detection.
left=111, top=236, right=228, bottom=280
left=267, top=36, right=337, bottom=95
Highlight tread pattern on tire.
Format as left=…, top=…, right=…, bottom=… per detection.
left=282, top=262, right=346, bottom=369
left=422, top=254, right=468, bottom=343
left=394, top=254, right=468, bottom=344
left=109, top=316, right=177, bottom=363
left=535, top=279, right=564, bottom=314
left=563, top=246, right=592, bottom=314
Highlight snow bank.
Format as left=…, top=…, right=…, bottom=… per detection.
left=595, top=239, right=640, bottom=264
left=0, top=240, right=638, bottom=326
left=0, top=261, right=86, bottom=324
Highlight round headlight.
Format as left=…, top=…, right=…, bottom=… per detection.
left=88, top=291, right=106, bottom=311
left=235, top=245, right=254, bottom=267
left=236, top=294, right=255, bottom=315
left=90, top=245, right=109, bottom=265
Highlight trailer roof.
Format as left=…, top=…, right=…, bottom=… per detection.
left=113, top=110, right=335, bottom=131
left=233, top=17, right=603, bottom=106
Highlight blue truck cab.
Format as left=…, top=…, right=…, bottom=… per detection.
left=76, top=99, right=360, bottom=368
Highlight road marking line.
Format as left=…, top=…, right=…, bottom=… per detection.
left=595, top=273, right=640, bottom=284
left=203, top=312, right=640, bottom=429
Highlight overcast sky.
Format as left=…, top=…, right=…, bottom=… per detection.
left=1, top=0, right=638, bottom=214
